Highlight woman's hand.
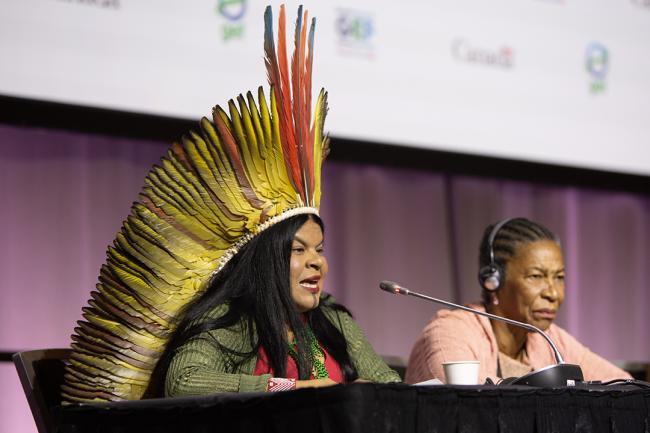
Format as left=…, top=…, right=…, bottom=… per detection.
left=295, top=378, right=338, bottom=389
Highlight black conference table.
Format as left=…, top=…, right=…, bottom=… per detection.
left=57, top=382, right=650, bottom=433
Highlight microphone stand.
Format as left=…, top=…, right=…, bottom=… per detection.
left=380, top=281, right=584, bottom=387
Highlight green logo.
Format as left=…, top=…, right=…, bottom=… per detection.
left=585, top=43, right=608, bottom=95
left=216, top=0, right=246, bottom=41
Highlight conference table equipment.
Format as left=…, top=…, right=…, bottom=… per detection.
left=379, top=281, right=584, bottom=388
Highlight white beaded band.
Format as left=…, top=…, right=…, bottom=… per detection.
left=211, top=206, right=319, bottom=277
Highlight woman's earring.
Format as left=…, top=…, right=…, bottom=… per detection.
left=491, top=293, right=499, bottom=306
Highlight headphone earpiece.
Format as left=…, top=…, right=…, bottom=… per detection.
left=478, top=264, right=502, bottom=291
left=478, top=218, right=513, bottom=292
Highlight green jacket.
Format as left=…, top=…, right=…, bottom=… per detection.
left=165, top=301, right=401, bottom=396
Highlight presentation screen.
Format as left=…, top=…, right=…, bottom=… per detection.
left=2, top=0, right=649, bottom=176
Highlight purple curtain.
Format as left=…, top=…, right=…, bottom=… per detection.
left=2, top=124, right=650, bottom=433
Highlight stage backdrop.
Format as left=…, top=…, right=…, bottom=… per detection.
left=2, top=124, right=649, bottom=433
left=2, top=0, right=650, bottom=176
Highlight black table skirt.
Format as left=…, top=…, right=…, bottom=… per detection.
left=57, top=383, right=650, bottom=433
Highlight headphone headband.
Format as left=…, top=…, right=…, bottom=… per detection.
left=486, top=218, right=513, bottom=268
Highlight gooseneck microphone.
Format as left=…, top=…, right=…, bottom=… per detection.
left=380, top=280, right=584, bottom=387
left=380, top=280, right=564, bottom=363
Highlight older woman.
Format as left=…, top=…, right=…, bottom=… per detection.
left=405, top=217, right=630, bottom=384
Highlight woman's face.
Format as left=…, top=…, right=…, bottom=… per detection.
left=497, top=240, right=565, bottom=331
left=289, top=219, right=328, bottom=313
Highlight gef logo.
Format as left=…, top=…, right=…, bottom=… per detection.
left=585, top=42, right=608, bottom=94
left=216, top=0, right=246, bottom=41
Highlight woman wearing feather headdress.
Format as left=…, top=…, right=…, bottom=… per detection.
left=144, top=6, right=400, bottom=395
left=61, top=5, right=399, bottom=402
left=151, top=212, right=400, bottom=396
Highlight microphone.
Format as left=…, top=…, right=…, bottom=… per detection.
left=380, top=280, right=584, bottom=387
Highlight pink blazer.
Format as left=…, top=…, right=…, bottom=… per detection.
left=405, top=304, right=631, bottom=384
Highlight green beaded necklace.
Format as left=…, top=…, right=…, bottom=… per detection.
left=288, top=326, right=329, bottom=379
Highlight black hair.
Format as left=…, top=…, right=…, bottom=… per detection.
left=478, top=217, right=560, bottom=304
left=146, top=213, right=357, bottom=397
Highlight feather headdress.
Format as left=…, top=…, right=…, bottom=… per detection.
left=62, top=4, right=329, bottom=403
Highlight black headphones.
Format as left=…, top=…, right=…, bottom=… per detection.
left=478, top=218, right=513, bottom=292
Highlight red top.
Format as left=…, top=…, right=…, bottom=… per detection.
left=254, top=344, right=344, bottom=383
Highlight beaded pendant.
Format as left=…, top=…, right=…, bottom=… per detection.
left=288, top=326, right=329, bottom=379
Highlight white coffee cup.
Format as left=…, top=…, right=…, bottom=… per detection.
left=442, top=361, right=480, bottom=385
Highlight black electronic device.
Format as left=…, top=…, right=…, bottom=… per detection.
left=477, top=218, right=512, bottom=291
